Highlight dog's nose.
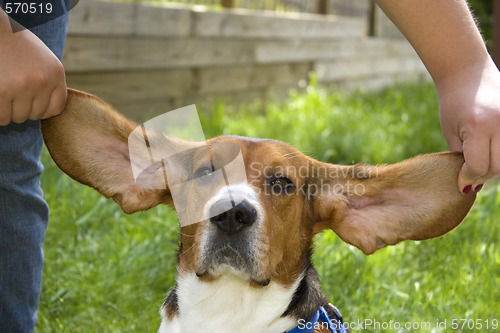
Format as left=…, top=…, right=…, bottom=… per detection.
left=209, top=200, right=257, bottom=235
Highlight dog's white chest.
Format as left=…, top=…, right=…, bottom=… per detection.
left=159, top=273, right=300, bottom=333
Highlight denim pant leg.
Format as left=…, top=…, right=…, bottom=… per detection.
left=0, top=12, right=68, bottom=333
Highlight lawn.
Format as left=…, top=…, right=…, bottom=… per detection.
left=37, top=80, right=499, bottom=332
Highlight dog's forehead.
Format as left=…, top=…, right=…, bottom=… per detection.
left=208, top=135, right=301, bottom=162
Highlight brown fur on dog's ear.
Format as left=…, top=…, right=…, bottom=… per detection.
left=312, top=153, right=476, bottom=255
left=41, top=88, right=172, bottom=213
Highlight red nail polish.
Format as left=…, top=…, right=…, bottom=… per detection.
left=474, top=184, right=483, bottom=193
left=463, top=185, right=472, bottom=194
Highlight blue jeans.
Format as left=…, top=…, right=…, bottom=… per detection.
left=0, top=12, right=68, bottom=333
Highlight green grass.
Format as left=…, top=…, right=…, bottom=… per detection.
left=37, top=80, right=499, bottom=332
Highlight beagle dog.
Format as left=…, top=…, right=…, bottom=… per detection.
left=41, top=89, right=476, bottom=333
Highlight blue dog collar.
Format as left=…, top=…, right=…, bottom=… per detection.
left=286, top=304, right=347, bottom=333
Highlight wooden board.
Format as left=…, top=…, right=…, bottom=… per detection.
left=314, top=56, right=426, bottom=81
left=68, top=1, right=191, bottom=37
left=192, top=9, right=366, bottom=39
left=63, top=37, right=255, bottom=71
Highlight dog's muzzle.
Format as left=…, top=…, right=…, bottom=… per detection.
left=197, top=185, right=265, bottom=282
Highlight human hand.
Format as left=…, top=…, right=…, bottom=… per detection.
left=0, top=22, right=67, bottom=126
left=438, top=58, right=500, bottom=194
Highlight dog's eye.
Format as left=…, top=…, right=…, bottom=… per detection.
left=194, top=166, right=214, bottom=184
left=270, top=177, right=295, bottom=195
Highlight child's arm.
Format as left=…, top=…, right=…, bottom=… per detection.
left=375, top=0, right=500, bottom=193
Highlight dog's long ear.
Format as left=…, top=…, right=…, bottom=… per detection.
left=312, top=153, right=476, bottom=255
left=41, top=89, right=172, bottom=213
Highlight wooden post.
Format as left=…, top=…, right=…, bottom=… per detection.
left=368, top=0, right=376, bottom=37
left=221, top=0, right=234, bottom=9
left=494, top=0, right=500, bottom=68
left=318, top=0, right=328, bottom=15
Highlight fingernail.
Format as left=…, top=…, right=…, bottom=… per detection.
left=474, top=184, right=484, bottom=193
left=462, top=185, right=472, bottom=194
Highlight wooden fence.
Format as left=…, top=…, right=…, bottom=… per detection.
left=63, top=1, right=428, bottom=119
left=110, top=0, right=370, bottom=16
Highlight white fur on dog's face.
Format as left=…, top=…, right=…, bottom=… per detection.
left=202, top=183, right=263, bottom=225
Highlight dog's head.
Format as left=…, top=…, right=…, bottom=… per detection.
left=42, top=89, right=476, bottom=288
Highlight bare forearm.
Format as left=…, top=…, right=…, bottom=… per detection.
left=375, top=0, right=491, bottom=85
left=376, top=0, right=500, bottom=192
